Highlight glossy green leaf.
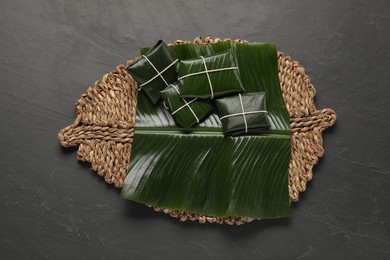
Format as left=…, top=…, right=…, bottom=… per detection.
left=126, top=40, right=178, bottom=104
left=216, top=92, right=270, bottom=136
left=160, top=82, right=214, bottom=128
left=176, top=50, right=245, bottom=99
left=121, top=42, right=291, bottom=218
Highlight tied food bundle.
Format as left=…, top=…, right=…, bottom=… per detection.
left=123, top=40, right=291, bottom=219
left=127, top=40, right=270, bottom=136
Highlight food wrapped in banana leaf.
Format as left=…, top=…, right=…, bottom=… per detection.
left=216, top=92, right=270, bottom=136
left=176, top=50, right=245, bottom=99
left=160, top=82, right=214, bottom=128
left=122, top=42, right=291, bottom=219
left=126, top=40, right=178, bottom=104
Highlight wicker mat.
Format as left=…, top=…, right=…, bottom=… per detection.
left=58, top=37, right=336, bottom=225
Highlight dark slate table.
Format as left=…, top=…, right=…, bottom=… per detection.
left=1, top=0, right=389, bottom=259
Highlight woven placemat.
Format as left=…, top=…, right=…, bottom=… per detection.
left=59, top=37, right=336, bottom=225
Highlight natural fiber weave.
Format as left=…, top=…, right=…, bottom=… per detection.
left=59, top=37, right=336, bottom=225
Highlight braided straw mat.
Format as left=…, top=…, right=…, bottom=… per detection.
left=58, top=37, right=336, bottom=225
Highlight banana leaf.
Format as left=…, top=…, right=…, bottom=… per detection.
left=176, top=50, right=245, bottom=99
left=121, top=42, right=291, bottom=218
left=160, top=82, right=214, bottom=128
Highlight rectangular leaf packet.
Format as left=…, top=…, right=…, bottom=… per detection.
left=176, top=50, right=245, bottom=99
left=216, top=92, right=270, bottom=136
left=126, top=40, right=178, bottom=104
left=160, top=82, right=214, bottom=128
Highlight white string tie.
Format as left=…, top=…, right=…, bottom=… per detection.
left=219, top=110, right=268, bottom=120
left=139, top=56, right=178, bottom=90
left=219, top=94, right=268, bottom=133
left=177, top=67, right=239, bottom=80
left=200, top=56, right=214, bottom=99
left=239, top=94, right=248, bottom=133
left=177, top=55, right=240, bottom=99
left=170, top=84, right=199, bottom=123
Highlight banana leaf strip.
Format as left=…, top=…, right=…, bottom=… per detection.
left=160, top=82, right=214, bottom=129
left=216, top=92, right=270, bottom=136
left=176, top=50, right=245, bottom=99
left=126, top=40, right=178, bottom=104
left=121, top=42, right=291, bottom=219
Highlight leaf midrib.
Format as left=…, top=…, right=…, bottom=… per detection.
left=135, top=127, right=290, bottom=137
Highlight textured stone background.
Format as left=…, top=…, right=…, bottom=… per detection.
left=1, top=0, right=389, bottom=259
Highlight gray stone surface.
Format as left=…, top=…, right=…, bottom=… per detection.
left=0, top=0, right=389, bottom=259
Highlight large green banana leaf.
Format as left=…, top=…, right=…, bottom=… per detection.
left=121, top=42, right=291, bottom=218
